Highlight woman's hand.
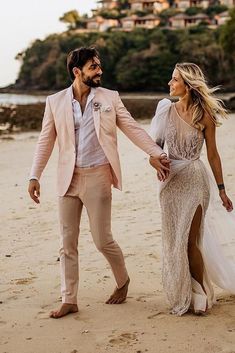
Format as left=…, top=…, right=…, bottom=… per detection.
left=150, top=154, right=170, bottom=182
left=149, top=156, right=170, bottom=181
left=219, top=190, right=233, bottom=212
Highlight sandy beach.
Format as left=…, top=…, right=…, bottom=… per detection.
left=0, top=117, right=235, bottom=353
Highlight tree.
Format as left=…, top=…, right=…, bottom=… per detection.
left=118, top=0, right=130, bottom=10
left=97, top=9, right=122, bottom=19
left=14, top=24, right=235, bottom=92
left=205, top=4, right=228, bottom=19
left=219, top=8, right=235, bottom=57
left=185, top=7, right=203, bottom=16
left=158, top=8, right=179, bottom=26
left=59, top=10, right=80, bottom=30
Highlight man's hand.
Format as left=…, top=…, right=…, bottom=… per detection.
left=28, top=179, right=41, bottom=204
left=149, top=155, right=170, bottom=182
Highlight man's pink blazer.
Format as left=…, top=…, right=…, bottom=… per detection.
left=30, top=86, right=163, bottom=196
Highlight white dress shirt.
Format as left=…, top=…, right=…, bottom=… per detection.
left=72, top=88, right=109, bottom=168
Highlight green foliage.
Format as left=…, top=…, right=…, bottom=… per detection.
left=15, top=17, right=235, bottom=92
left=116, top=46, right=177, bottom=91
left=159, top=8, right=179, bottom=20
left=133, top=10, right=152, bottom=17
left=177, top=28, right=225, bottom=85
left=59, top=10, right=87, bottom=29
left=185, top=7, right=203, bottom=16
left=97, top=1, right=130, bottom=18
left=158, top=8, right=179, bottom=26
left=217, top=8, right=235, bottom=89
left=118, top=0, right=130, bottom=10
left=97, top=9, right=121, bottom=19
left=59, top=10, right=80, bottom=29
left=205, top=4, right=228, bottom=18
left=219, top=8, right=235, bottom=57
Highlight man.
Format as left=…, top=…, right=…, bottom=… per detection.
left=28, top=47, right=170, bottom=319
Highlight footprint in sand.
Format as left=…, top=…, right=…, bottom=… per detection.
left=6, top=295, right=18, bottom=301
left=12, top=277, right=36, bottom=285
left=109, top=332, right=137, bottom=345
left=40, top=304, right=51, bottom=309
left=136, top=296, right=147, bottom=303
left=225, top=320, right=235, bottom=333
left=148, top=253, right=158, bottom=260
left=73, top=315, right=80, bottom=321
left=35, top=310, right=50, bottom=320
left=124, top=253, right=135, bottom=259
left=136, top=294, right=154, bottom=302
left=147, top=311, right=166, bottom=319
left=217, top=295, right=235, bottom=304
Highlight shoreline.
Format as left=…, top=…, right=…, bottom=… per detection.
left=1, top=87, right=235, bottom=100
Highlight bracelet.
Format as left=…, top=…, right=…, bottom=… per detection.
left=218, top=183, right=225, bottom=190
left=160, top=152, right=167, bottom=158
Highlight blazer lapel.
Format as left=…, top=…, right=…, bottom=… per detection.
left=93, top=90, right=101, bottom=140
left=65, top=86, right=75, bottom=147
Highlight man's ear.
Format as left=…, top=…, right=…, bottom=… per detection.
left=73, top=67, right=80, bottom=78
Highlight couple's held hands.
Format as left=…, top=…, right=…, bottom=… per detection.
left=149, top=154, right=170, bottom=182
left=28, top=179, right=40, bottom=204
left=219, top=190, right=233, bottom=212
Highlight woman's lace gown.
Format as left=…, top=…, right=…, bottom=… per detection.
left=150, top=99, right=235, bottom=316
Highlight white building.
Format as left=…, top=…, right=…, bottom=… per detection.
left=219, top=0, right=235, bottom=7
left=174, top=0, right=210, bottom=10
left=169, top=12, right=210, bottom=28
left=122, top=14, right=160, bottom=30
left=97, top=0, right=119, bottom=10
left=87, top=16, right=119, bottom=31
left=215, top=11, right=231, bottom=25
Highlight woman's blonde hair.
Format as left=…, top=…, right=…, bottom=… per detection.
left=175, top=62, right=227, bottom=129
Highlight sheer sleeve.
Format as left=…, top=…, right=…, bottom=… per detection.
left=149, top=98, right=171, bottom=148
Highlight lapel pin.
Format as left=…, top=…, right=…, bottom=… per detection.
left=93, top=102, right=102, bottom=111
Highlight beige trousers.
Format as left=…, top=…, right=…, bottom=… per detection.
left=58, top=164, right=129, bottom=304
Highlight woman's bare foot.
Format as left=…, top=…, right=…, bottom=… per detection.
left=193, top=299, right=208, bottom=316
left=50, top=303, right=78, bottom=319
left=193, top=310, right=207, bottom=316
left=106, top=277, right=130, bottom=304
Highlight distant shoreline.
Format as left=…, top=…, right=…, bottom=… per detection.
left=0, top=87, right=55, bottom=96
left=1, top=88, right=235, bottom=103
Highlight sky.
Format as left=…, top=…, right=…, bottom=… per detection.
left=0, top=0, right=97, bottom=88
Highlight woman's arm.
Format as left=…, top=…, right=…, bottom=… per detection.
left=204, top=114, right=233, bottom=212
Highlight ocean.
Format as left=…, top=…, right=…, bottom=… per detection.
left=0, top=93, right=46, bottom=105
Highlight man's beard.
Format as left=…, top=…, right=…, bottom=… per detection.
left=82, top=73, right=101, bottom=87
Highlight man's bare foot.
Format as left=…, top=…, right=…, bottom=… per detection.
left=50, top=303, right=78, bottom=319
left=106, top=277, right=130, bottom=304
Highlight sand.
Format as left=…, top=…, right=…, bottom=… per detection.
left=0, top=118, right=235, bottom=353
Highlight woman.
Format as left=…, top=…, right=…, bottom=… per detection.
left=149, top=62, right=235, bottom=316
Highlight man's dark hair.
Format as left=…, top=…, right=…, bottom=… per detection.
left=67, top=47, right=100, bottom=81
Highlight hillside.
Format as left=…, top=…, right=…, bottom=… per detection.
left=13, top=8, right=235, bottom=92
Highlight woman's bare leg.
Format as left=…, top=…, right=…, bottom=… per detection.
left=188, top=205, right=206, bottom=294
